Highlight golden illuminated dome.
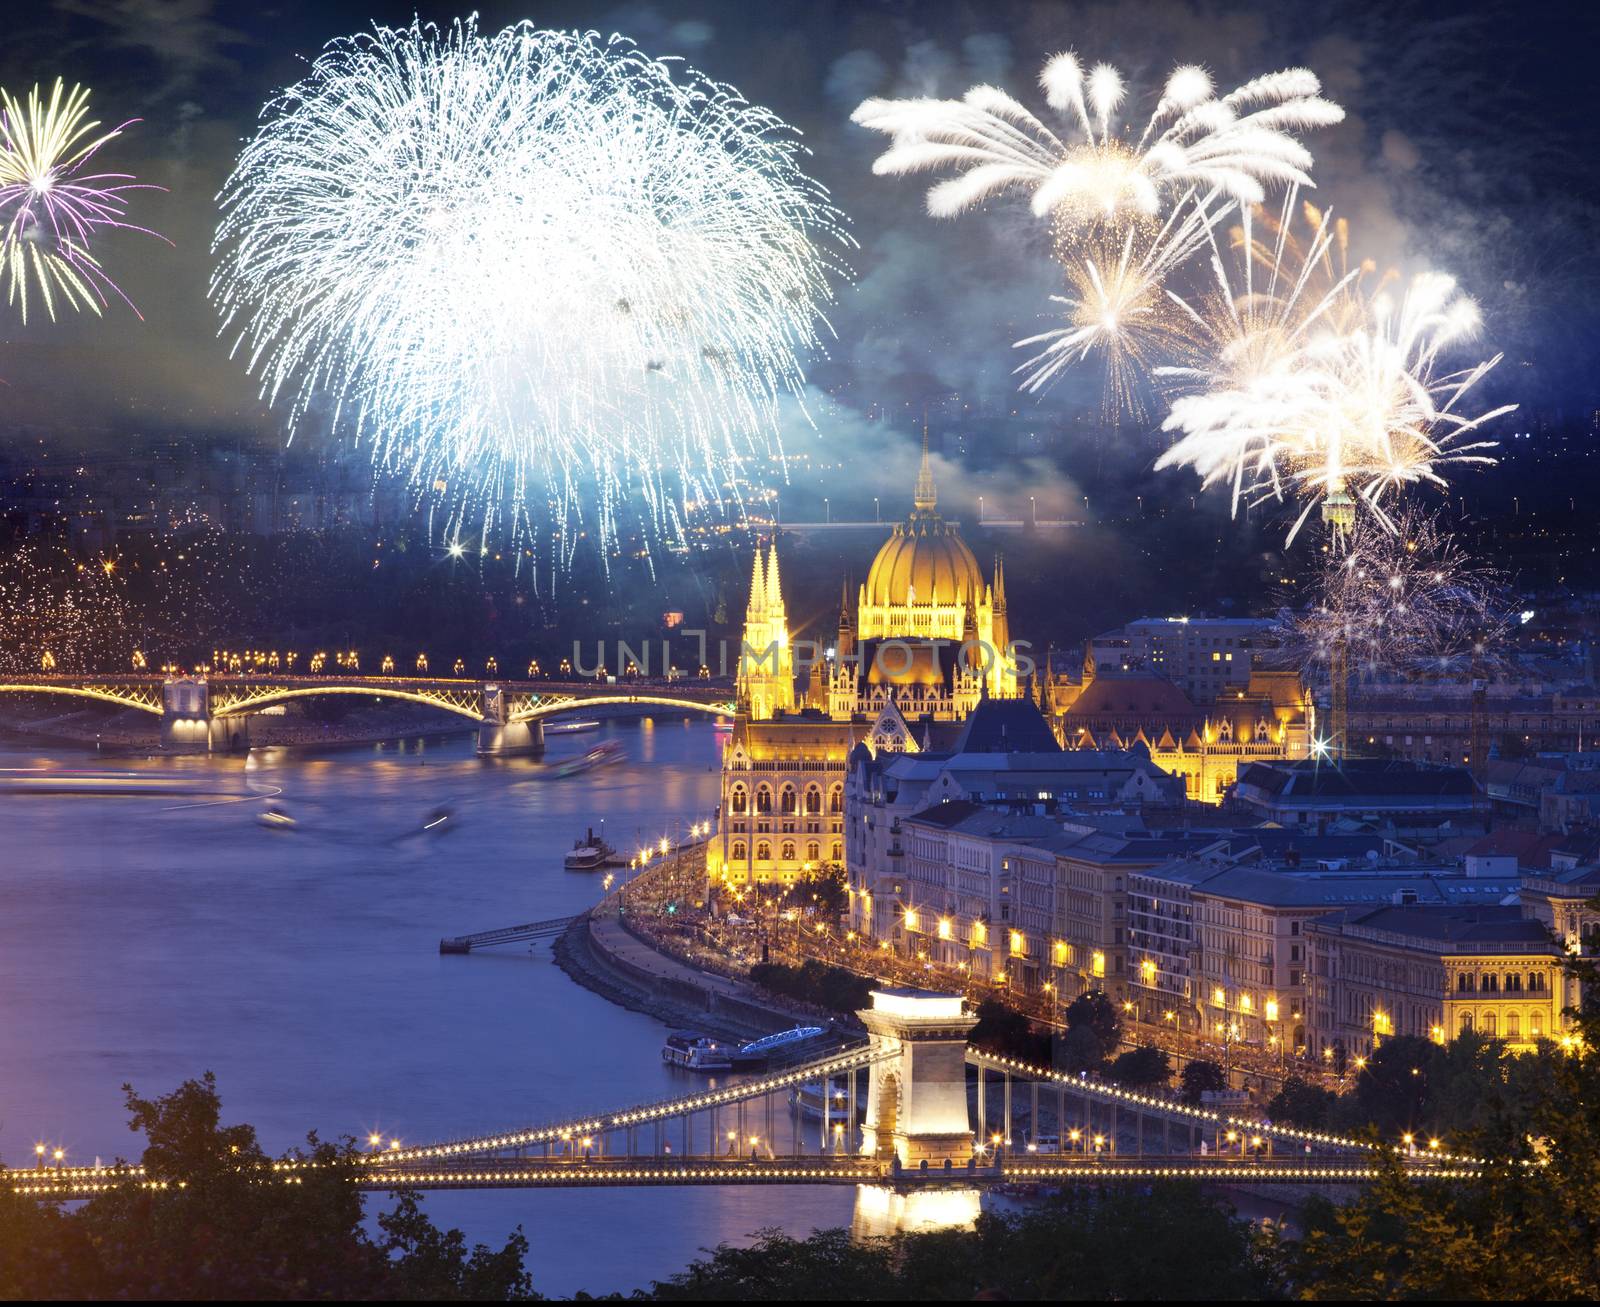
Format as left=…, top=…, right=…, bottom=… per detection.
left=864, top=513, right=982, bottom=608
left=864, top=433, right=982, bottom=609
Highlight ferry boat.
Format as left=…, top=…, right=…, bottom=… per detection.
left=545, top=720, right=600, bottom=735
left=564, top=827, right=619, bottom=870
left=552, top=740, right=625, bottom=778
left=731, top=1025, right=827, bottom=1070
left=788, top=1074, right=864, bottom=1121
left=256, top=806, right=297, bottom=829
left=661, top=1031, right=733, bottom=1071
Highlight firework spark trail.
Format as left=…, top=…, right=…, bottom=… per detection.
left=1155, top=198, right=1515, bottom=542
left=1279, top=509, right=1509, bottom=683
left=853, top=55, right=1342, bottom=227
left=0, top=79, right=164, bottom=322
left=855, top=54, right=1339, bottom=418
left=1011, top=191, right=1226, bottom=415
left=212, top=19, right=850, bottom=565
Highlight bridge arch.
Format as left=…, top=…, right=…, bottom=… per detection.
left=0, top=682, right=164, bottom=715
left=508, top=693, right=735, bottom=723
left=210, top=684, right=486, bottom=721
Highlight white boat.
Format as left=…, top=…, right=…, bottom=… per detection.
left=545, top=720, right=600, bottom=735
left=788, top=1075, right=863, bottom=1121
left=661, top=1031, right=732, bottom=1071
left=256, top=807, right=296, bottom=829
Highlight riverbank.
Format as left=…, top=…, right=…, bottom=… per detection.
left=554, top=848, right=850, bottom=1046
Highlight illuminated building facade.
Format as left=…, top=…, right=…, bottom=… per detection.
left=1306, top=905, right=1572, bottom=1056
left=1047, top=665, right=1311, bottom=803
left=710, top=444, right=1024, bottom=887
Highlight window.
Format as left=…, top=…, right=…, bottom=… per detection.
left=780, top=787, right=796, bottom=815
left=780, top=841, right=795, bottom=862
left=1482, top=973, right=1499, bottom=993
left=1457, top=973, right=1474, bottom=993
left=731, top=841, right=747, bottom=861
left=1483, top=1012, right=1498, bottom=1037
left=755, top=787, right=772, bottom=814
left=1507, top=1012, right=1521, bottom=1039
left=756, top=841, right=771, bottom=861
left=1459, top=1012, right=1474, bottom=1035
left=806, top=841, right=819, bottom=863
left=829, top=786, right=843, bottom=814
left=730, top=787, right=747, bottom=815
left=805, top=787, right=822, bottom=815
left=831, top=841, right=841, bottom=861
left=1530, top=1011, right=1544, bottom=1037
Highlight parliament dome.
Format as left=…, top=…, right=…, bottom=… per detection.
left=864, top=516, right=983, bottom=608
left=862, top=437, right=983, bottom=608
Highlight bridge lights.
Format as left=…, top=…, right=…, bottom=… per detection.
left=368, top=1134, right=382, bottom=1149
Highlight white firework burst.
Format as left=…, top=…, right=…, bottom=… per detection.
left=212, top=18, right=850, bottom=564
left=852, top=53, right=1342, bottom=227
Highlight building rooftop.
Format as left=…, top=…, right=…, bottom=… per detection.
left=949, top=696, right=1062, bottom=753
left=1310, top=904, right=1556, bottom=949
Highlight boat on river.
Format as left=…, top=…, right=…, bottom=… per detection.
left=564, top=827, right=621, bottom=870
left=661, top=1031, right=732, bottom=1071
left=788, top=1074, right=864, bottom=1121
left=731, top=1025, right=827, bottom=1069
left=545, top=720, right=600, bottom=735
left=552, top=740, right=625, bottom=778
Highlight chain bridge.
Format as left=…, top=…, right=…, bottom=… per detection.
left=0, top=673, right=735, bottom=754
left=7, top=992, right=1482, bottom=1204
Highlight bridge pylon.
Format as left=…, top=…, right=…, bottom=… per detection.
left=858, top=990, right=977, bottom=1167
left=476, top=683, right=544, bottom=757
left=159, top=677, right=246, bottom=753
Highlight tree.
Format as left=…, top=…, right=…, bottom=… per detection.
left=969, top=999, right=1051, bottom=1064
left=647, top=1188, right=1281, bottom=1300
left=1342, top=1034, right=1432, bottom=1136
left=1060, top=1023, right=1106, bottom=1075
left=0, top=1074, right=536, bottom=1300
left=1109, top=1044, right=1173, bottom=1088
left=1063, top=990, right=1122, bottom=1059
left=1268, top=901, right=1600, bottom=1299
left=1266, top=1075, right=1337, bottom=1129
left=1180, top=1058, right=1227, bottom=1105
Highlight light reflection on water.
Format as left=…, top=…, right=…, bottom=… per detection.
left=0, top=718, right=869, bottom=1297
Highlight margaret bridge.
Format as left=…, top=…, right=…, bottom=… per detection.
left=0, top=673, right=736, bottom=754
left=8, top=992, right=1482, bottom=1206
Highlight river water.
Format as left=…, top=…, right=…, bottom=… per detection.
left=0, top=718, right=867, bottom=1297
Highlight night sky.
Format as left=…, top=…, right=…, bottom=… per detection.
left=2, top=0, right=1598, bottom=518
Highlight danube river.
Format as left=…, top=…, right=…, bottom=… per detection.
left=0, top=717, right=863, bottom=1297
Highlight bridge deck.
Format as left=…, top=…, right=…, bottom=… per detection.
left=5, top=1153, right=1475, bottom=1199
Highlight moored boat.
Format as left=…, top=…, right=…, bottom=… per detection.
left=661, top=1031, right=732, bottom=1071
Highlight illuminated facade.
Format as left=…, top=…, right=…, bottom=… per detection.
left=1048, top=664, right=1312, bottom=803
left=1306, top=905, right=1572, bottom=1056
left=710, top=443, right=1024, bottom=887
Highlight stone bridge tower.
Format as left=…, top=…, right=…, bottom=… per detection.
left=858, top=989, right=977, bottom=1166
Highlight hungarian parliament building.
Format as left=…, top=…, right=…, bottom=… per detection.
left=706, top=447, right=1312, bottom=887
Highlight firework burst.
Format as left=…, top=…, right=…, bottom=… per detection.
left=212, top=19, right=849, bottom=564
left=1156, top=199, right=1514, bottom=542
left=1012, top=195, right=1221, bottom=416
left=0, top=79, right=163, bottom=322
left=852, top=54, right=1342, bottom=227
left=1279, top=509, right=1508, bottom=683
